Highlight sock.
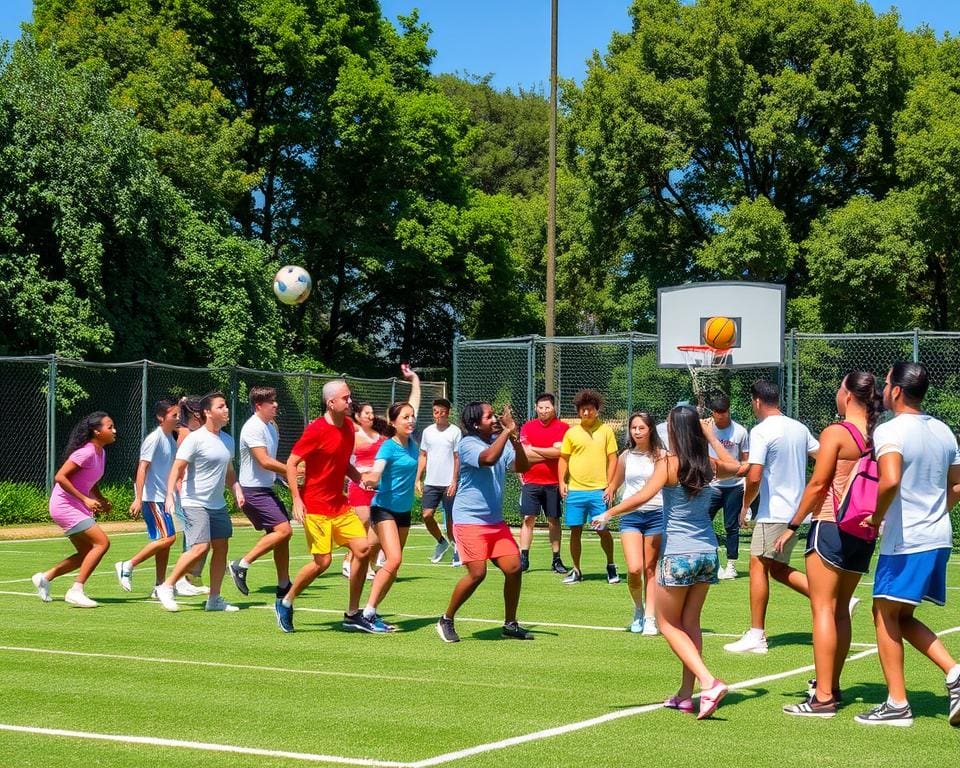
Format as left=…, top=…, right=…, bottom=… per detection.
left=238, top=559, right=250, bottom=570
left=644, top=611, right=655, bottom=620
left=71, top=581, right=84, bottom=592
left=521, top=549, right=529, bottom=555
left=946, top=664, right=960, bottom=685
left=281, top=598, right=292, bottom=608
left=122, top=560, right=133, bottom=574
left=362, top=606, right=376, bottom=620
left=748, top=627, right=765, bottom=638
left=886, top=695, right=909, bottom=709
left=552, top=552, right=561, bottom=561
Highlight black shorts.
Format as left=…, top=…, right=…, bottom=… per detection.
left=520, top=483, right=562, bottom=519
left=421, top=485, right=453, bottom=515
left=805, top=520, right=876, bottom=575
left=370, top=506, right=412, bottom=528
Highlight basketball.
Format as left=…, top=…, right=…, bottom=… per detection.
left=273, top=265, right=312, bottom=305
left=703, top=316, right=737, bottom=349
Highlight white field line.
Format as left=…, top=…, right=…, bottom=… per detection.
left=7, top=626, right=959, bottom=767
left=0, top=645, right=548, bottom=692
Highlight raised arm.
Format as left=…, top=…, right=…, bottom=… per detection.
left=401, top=363, right=421, bottom=418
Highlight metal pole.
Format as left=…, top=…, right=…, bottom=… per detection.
left=527, top=337, right=535, bottom=421
left=784, top=331, right=794, bottom=418
left=544, top=0, right=558, bottom=393
left=302, top=373, right=311, bottom=427
left=140, top=360, right=149, bottom=444
left=452, top=334, right=460, bottom=412
left=45, top=355, right=57, bottom=493
left=626, top=337, right=634, bottom=424
left=913, top=328, right=920, bottom=363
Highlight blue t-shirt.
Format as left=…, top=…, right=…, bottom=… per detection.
left=452, top=435, right=516, bottom=525
left=371, top=438, right=420, bottom=513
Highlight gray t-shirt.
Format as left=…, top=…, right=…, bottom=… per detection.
left=176, top=428, right=235, bottom=509
left=239, top=414, right=278, bottom=488
left=660, top=484, right=718, bottom=556
left=139, top=427, right=177, bottom=503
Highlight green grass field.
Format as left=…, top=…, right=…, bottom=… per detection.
left=1, top=526, right=958, bottom=767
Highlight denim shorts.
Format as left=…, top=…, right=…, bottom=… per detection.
left=619, top=508, right=664, bottom=536
left=657, top=551, right=719, bottom=587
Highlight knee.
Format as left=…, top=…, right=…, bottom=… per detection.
left=353, top=543, right=371, bottom=561
left=422, top=508, right=435, bottom=522
left=384, top=554, right=403, bottom=572
left=312, top=554, right=332, bottom=571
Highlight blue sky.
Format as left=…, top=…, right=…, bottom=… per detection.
left=2, top=1, right=958, bottom=90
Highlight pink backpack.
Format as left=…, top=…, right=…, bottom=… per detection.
left=832, top=422, right=879, bottom=542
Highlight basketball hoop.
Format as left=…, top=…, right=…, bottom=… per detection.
left=677, top=345, right=731, bottom=414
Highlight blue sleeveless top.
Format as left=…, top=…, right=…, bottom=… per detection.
left=660, top=484, right=718, bottom=555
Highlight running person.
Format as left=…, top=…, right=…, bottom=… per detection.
left=436, top=402, right=533, bottom=643
left=343, top=401, right=387, bottom=579
left=594, top=406, right=744, bottom=719
left=557, top=389, right=619, bottom=584
left=115, top=400, right=179, bottom=594
left=705, top=394, right=749, bottom=580
left=416, top=397, right=461, bottom=564
left=228, top=386, right=293, bottom=600
left=275, top=379, right=379, bottom=634
left=517, top=393, right=570, bottom=574
left=610, top=411, right=666, bottom=635
left=171, top=396, right=208, bottom=596
left=854, top=362, right=960, bottom=727
left=32, top=412, right=117, bottom=607
left=359, top=365, right=422, bottom=631
left=774, top=371, right=883, bottom=717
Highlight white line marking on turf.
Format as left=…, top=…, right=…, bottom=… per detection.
left=0, top=724, right=407, bottom=767
left=0, top=646, right=546, bottom=692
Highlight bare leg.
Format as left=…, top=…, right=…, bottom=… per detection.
left=748, top=555, right=770, bottom=629
left=657, top=582, right=715, bottom=696
left=547, top=517, right=562, bottom=555
left=47, top=525, right=111, bottom=585
left=520, top=515, right=536, bottom=552
left=344, top=536, right=371, bottom=613
left=643, top=534, right=662, bottom=617
left=285, top=553, right=332, bottom=603
left=494, top=554, right=523, bottom=623
left=769, top=559, right=810, bottom=597
left=163, top=542, right=211, bottom=588
left=597, top=528, right=615, bottom=565
left=365, top=521, right=409, bottom=610
left=208, top=538, right=228, bottom=598
left=444, top=560, right=487, bottom=619
left=806, top=552, right=860, bottom=701
left=242, top=522, right=293, bottom=573
left=422, top=508, right=444, bottom=543
left=872, top=598, right=909, bottom=702
left=569, top=525, right=583, bottom=572
left=621, top=531, right=645, bottom=611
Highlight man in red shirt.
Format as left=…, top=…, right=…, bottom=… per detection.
left=275, top=379, right=380, bottom=633
left=518, top=393, right=570, bottom=573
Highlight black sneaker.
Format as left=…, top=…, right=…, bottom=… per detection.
left=551, top=557, right=569, bottom=574
left=783, top=695, right=838, bottom=718
left=343, top=611, right=389, bottom=634
left=948, top=676, right=960, bottom=726
left=436, top=616, right=460, bottom=643
left=807, top=678, right=842, bottom=703
left=229, top=561, right=249, bottom=596
left=606, top=563, right=621, bottom=584
left=502, top=621, right=534, bottom=640
left=520, top=551, right=529, bottom=572
left=854, top=701, right=913, bottom=727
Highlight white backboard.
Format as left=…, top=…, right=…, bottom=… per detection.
left=657, top=282, right=785, bottom=368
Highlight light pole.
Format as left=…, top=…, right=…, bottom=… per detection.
left=545, top=0, right=557, bottom=394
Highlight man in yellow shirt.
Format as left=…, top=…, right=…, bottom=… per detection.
left=557, top=389, right=620, bottom=584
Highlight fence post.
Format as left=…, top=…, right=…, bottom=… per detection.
left=452, top=334, right=460, bottom=411
left=390, top=376, right=397, bottom=403
left=229, top=367, right=238, bottom=439
left=527, top=337, right=535, bottom=419
left=302, top=373, right=311, bottom=427
left=913, top=328, right=920, bottom=363
left=45, top=355, right=57, bottom=493
left=140, top=360, right=149, bottom=445
left=626, top=335, right=635, bottom=421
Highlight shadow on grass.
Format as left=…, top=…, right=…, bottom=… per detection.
left=767, top=630, right=814, bottom=649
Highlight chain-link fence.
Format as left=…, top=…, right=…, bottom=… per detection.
left=0, top=356, right=446, bottom=491
left=454, top=331, right=960, bottom=544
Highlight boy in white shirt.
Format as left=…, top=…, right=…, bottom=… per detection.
left=725, top=380, right=818, bottom=654
left=854, top=362, right=960, bottom=727
left=416, top=398, right=461, bottom=564
left=706, top=394, right=750, bottom=580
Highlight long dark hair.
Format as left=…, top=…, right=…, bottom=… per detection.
left=667, top=405, right=712, bottom=496
left=351, top=401, right=391, bottom=437
left=61, top=412, right=111, bottom=464
left=843, top=371, right=884, bottom=435
left=626, top=411, right=663, bottom=455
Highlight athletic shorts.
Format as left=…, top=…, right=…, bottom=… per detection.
left=370, top=506, right=412, bottom=528
left=806, top=520, right=876, bottom=575
left=240, top=487, right=290, bottom=532
left=421, top=484, right=454, bottom=517
left=181, top=506, right=233, bottom=547
left=750, top=522, right=797, bottom=564
left=873, top=548, right=951, bottom=606
left=302, top=509, right=366, bottom=556
left=63, top=516, right=96, bottom=537
left=565, top=489, right=606, bottom=527
left=453, top=522, right=520, bottom=564
left=658, top=551, right=719, bottom=587
left=346, top=481, right=376, bottom=508
left=520, top=483, right=562, bottom=519
left=142, top=501, right=176, bottom=541
left=620, top=508, right=664, bottom=536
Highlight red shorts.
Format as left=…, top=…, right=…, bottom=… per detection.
left=453, top=523, right=519, bottom=564
left=347, top=481, right=375, bottom=508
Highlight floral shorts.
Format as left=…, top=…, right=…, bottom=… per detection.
left=657, top=551, right=720, bottom=587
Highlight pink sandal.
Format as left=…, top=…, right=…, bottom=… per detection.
left=664, top=695, right=695, bottom=713
left=697, top=679, right=728, bottom=720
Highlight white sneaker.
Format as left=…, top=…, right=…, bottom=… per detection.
left=341, top=560, right=351, bottom=578
left=205, top=595, right=239, bottom=612
left=114, top=561, right=132, bottom=592
left=154, top=584, right=179, bottom=612
left=64, top=585, right=98, bottom=608
left=724, top=630, right=768, bottom=654
left=718, top=562, right=738, bottom=580
left=849, top=596, right=861, bottom=616
left=31, top=572, right=52, bottom=602
left=175, top=577, right=207, bottom=596
left=366, top=568, right=376, bottom=581
left=376, top=551, right=387, bottom=568
left=641, top=617, right=659, bottom=636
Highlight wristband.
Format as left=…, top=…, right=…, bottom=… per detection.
left=787, top=523, right=800, bottom=532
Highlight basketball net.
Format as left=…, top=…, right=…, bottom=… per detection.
left=677, top=345, right=731, bottom=415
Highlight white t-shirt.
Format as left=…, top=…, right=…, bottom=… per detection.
left=873, top=413, right=960, bottom=555
left=239, top=414, right=279, bottom=488
left=138, top=427, right=177, bottom=503
left=709, top=420, right=749, bottom=488
left=176, top=428, right=235, bottom=509
left=748, top=414, right=819, bottom=523
left=420, top=423, right=462, bottom=486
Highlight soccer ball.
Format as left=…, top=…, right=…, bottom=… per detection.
left=273, top=265, right=312, bottom=305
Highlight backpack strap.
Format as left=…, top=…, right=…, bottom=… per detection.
left=837, top=421, right=870, bottom=454
left=830, top=422, right=870, bottom=514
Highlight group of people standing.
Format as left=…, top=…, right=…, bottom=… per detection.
left=28, top=362, right=960, bottom=726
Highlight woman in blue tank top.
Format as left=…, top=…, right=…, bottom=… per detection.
left=593, top=406, right=746, bottom=720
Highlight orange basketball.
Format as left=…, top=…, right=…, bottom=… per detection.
left=703, top=316, right=737, bottom=350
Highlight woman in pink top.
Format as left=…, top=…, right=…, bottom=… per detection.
left=32, top=412, right=117, bottom=608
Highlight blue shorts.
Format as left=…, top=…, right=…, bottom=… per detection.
left=142, top=501, right=176, bottom=541
left=620, top=508, right=664, bottom=536
left=565, top=490, right=606, bottom=527
left=658, top=551, right=719, bottom=587
left=873, top=548, right=951, bottom=606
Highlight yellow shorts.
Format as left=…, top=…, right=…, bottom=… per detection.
left=303, top=510, right=366, bottom=555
